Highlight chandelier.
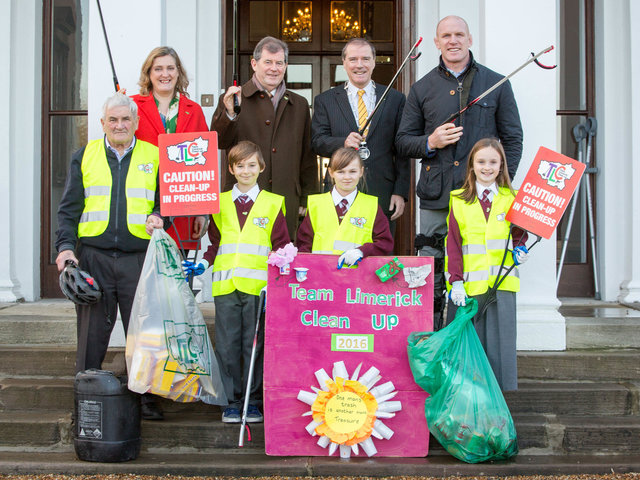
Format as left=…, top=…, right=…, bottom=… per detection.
left=330, top=8, right=360, bottom=41
left=282, top=6, right=312, bottom=42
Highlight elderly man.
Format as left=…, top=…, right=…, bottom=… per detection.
left=311, top=38, right=409, bottom=232
left=56, top=93, right=165, bottom=420
left=395, top=15, right=523, bottom=329
left=211, top=36, right=319, bottom=239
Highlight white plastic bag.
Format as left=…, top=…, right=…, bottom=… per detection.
left=126, top=229, right=227, bottom=405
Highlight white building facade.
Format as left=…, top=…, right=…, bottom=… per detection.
left=1, top=0, right=634, bottom=352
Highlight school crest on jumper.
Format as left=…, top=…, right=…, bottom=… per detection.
left=350, top=217, right=367, bottom=229
left=253, top=217, right=270, bottom=229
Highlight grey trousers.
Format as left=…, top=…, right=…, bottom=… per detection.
left=419, top=208, right=449, bottom=328
left=214, top=290, right=263, bottom=409
left=447, top=290, right=518, bottom=391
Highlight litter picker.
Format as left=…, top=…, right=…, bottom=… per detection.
left=357, top=37, right=423, bottom=160
left=476, top=227, right=542, bottom=320
left=358, top=37, right=423, bottom=138
left=95, top=0, right=120, bottom=92
left=232, top=0, right=241, bottom=114
left=443, top=46, right=556, bottom=125
left=239, top=288, right=266, bottom=447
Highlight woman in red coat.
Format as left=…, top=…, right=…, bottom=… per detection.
left=132, top=46, right=209, bottom=252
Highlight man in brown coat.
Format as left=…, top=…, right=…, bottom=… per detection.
left=211, top=36, right=319, bottom=239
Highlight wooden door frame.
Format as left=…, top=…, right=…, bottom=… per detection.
left=556, top=0, right=595, bottom=297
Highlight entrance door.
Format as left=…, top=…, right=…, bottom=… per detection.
left=556, top=0, right=597, bottom=297
left=41, top=0, right=89, bottom=297
left=225, top=0, right=415, bottom=254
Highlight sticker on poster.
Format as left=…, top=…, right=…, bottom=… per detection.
left=506, top=146, right=586, bottom=239
left=158, top=131, right=219, bottom=216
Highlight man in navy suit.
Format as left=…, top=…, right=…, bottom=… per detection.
left=311, top=38, right=410, bottom=231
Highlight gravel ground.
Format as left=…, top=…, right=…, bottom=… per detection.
left=1, top=475, right=640, bottom=480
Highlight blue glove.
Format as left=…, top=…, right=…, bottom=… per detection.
left=182, top=260, right=207, bottom=281
left=512, top=245, right=529, bottom=266
left=337, top=249, right=363, bottom=269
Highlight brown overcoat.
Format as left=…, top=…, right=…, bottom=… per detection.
left=211, top=80, right=320, bottom=239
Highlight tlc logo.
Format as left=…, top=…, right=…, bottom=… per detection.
left=167, top=136, right=209, bottom=166
left=537, top=159, right=576, bottom=190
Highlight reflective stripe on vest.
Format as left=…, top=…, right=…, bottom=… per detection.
left=308, top=192, right=377, bottom=254
left=78, top=139, right=159, bottom=239
left=211, top=190, right=285, bottom=296
left=446, top=187, right=520, bottom=296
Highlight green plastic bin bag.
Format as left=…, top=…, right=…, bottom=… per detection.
left=407, top=298, right=518, bottom=463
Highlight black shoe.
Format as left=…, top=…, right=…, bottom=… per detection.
left=141, top=401, right=164, bottom=421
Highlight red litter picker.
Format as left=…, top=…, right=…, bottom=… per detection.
left=443, top=45, right=556, bottom=125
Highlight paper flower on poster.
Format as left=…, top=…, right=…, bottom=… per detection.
left=267, top=242, right=298, bottom=268
left=297, top=360, right=401, bottom=458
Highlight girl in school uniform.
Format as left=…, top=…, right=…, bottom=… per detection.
left=296, top=147, right=393, bottom=267
left=445, top=138, right=529, bottom=391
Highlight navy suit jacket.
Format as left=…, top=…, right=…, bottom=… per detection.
left=311, top=83, right=410, bottom=217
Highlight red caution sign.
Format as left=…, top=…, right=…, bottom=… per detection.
left=506, top=146, right=585, bottom=239
left=158, top=131, right=219, bottom=216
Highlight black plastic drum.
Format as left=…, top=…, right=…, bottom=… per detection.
left=74, top=369, right=141, bottom=462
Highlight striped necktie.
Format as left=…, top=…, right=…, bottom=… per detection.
left=336, top=198, right=349, bottom=219
left=357, top=89, right=368, bottom=135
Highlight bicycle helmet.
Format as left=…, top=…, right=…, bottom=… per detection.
left=59, top=261, right=102, bottom=305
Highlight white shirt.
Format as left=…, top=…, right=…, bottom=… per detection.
left=345, top=81, right=376, bottom=125
left=105, top=136, right=136, bottom=163
left=232, top=183, right=260, bottom=202
left=476, top=181, right=499, bottom=202
left=331, top=187, right=358, bottom=209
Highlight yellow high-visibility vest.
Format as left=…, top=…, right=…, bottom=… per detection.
left=78, top=139, right=158, bottom=239
left=446, top=187, right=520, bottom=296
left=212, top=190, right=285, bottom=296
left=308, top=192, right=377, bottom=254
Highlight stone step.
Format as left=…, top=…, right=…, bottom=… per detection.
left=0, top=317, right=76, bottom=345
left=560, top=415, right=640, bottom=454
left=2, top=375, right=635, bottom=418
left=561, top=302, right=640, bottom=348
left=517, top=349, right=640, bottom=380
left=566, top=317, right=640, bottom=348
left=3, top=451, right=640, bottom=478
left=0, top=300, right=216, bottom=346
left=0, top=410, right=541, bottom=453
left=4, top=344, right=640, bottom=381
left=3, top=406, right=640, bottom=456
left=504, top=381, right=636, bottom=416
left=0, top=346, right=125, bottom=377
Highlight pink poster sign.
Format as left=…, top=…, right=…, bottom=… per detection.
left=264, top=253, right=433, bottom=457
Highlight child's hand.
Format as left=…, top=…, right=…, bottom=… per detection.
left=337, top=249, right=363, bottom=269
left=512, top=246, right=529, bottom=266
left=182, top=260, right=208, bottom=281
left=449, top=281, right=467, bottom=307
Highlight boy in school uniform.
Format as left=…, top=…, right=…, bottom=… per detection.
left=183, top=140, right=289, bottom=423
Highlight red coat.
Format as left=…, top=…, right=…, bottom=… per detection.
left=131, top=93, right=210, bottom=251
left=131, top=93, right=209, bottom=146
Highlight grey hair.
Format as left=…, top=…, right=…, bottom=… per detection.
left=253, top=36, right=289, bottom=63
left=101, top=93, right=138, bottom=120
left=341, top=38, right=376, bottom=60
